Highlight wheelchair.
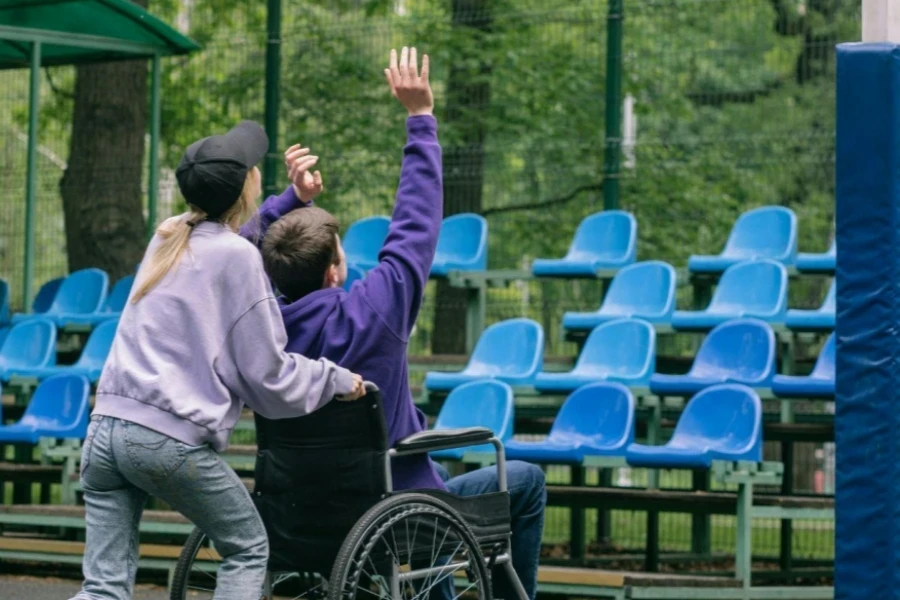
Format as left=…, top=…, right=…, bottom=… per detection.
left=169, top=384, right=527, bottom=600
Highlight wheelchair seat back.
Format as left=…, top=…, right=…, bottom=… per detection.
left=252, top=389, right=389, bottom=574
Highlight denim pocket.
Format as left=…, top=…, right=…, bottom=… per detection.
left=79, top=417, right=102, bottom=477
left=123, top=423, right=187, bottom=478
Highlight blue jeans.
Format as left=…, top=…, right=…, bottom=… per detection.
left=68, top=416, right=268, bottom=600
left=433, top=460, right=546, bottom=600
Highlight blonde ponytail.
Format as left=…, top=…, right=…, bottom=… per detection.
left=131, top=208, right=208, bottom=304
left=131, top=168, right=262, bottom=304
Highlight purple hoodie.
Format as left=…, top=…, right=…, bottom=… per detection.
left=243, top=115, right=445, bottom=491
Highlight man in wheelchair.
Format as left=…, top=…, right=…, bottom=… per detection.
left=245, top=47, right=546, bottom=600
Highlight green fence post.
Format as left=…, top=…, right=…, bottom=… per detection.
left=147, top=53, right=161, bottom=239
left=603, top=0, right=623, bottom=211
left=263, top=0, right=282, bottom=198
left=23, top=41, right=41, bottom=311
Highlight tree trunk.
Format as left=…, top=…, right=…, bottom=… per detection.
left=60, top=1, right=149, bottom=281
left=431, top=0, right=493, bottom=355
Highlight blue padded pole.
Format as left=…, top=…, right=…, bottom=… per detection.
left=835, top=41, right=900, bottom=600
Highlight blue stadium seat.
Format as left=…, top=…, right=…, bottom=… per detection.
left=0, top=279, right=9, bottom=326
left=32, top=277, right=63, bottom=314
left=424, top=318, right=544, bottom=392
left=796, top=239, right=836, bottom=274
left=688, top=206, right=797, bottom=274
left=650, top=319, right=776, bottom=396
left=0, top=318, right=57, bottom=382
left=430, top=214, right=488, bottom=277
left=505, top=382, right=635, bottom=464
left=772, top=333, right=835, bottom=399
left=12, top=269, right=109, bottom=327
left=626, top=384, right=763, bottom=469
left=343, top=216, right=390, bottom=272
left=55, top=274, right=134, bottom=327
left=671, top=260, right=787, bottom=330
left=430, top=380, right=514, bottom=460
left=343, top=265, right=365, bottom=291
left=104, top=275, right=134, bottom=314
left=11, top=318, right=118, bottom=383
left=532, top=211, right=637, bottom=277
left=785, top=279, right=835, bottom=332
left=0, top=326, right=8, bottom=350
left=535, top=319, right=655, bottom=393
left=562, top=261, right=676, bottom=332
left=0, top=374, right=91, bottom=443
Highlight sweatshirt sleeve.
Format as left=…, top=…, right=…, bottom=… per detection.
left=215, top=296, right=356, bottom=419
left=240, top=186, right=309, bottom=248
left=351, top=115, right=443, bottom=340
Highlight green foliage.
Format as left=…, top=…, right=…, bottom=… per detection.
left=2, top=0, right=855, bottom=342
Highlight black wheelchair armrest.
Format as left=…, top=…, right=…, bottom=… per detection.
left=393, top=427, right=494, bottom=455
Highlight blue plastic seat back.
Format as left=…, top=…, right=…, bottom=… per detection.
left=343, top=216, right=391, bottom=268
left=690, top=319, right=775, bottom=382
left=669, top=384, right=762, bottom=460
left=0, top=319, right=56, bottom=369
left=76, top=319, right=119, bottom=370
left=434, top=380, right=514, bottom=441
left=821, top=279, right=836, bottom=313
left=344, top=265, right=366, bottom=291
left=104, top=275, right=135, bottom=313
left=577, top=319, right=655, bottom=380
left=601, top=261, right=676, bottom=318
left=434, top=214, right=488, bottom=269
left=19, top=374, right=91, bottom=438
left=49, top=269, right=109, bottom=315
left=33, top=277, right=63, bottom=313
left=0, top=279, right=9, bottom=325
left=720, top=206, right=797, bottom=262
left=811, top=333, right=836, bottom=380
left=466, top=319, right=544, bottom=377
left=709, top=260, right=787, bottom=315
left=566, top=211, right=636, bottom=263
left=552, top=382, right=635, bottom=447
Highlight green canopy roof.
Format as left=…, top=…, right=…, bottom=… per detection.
left=0, top=0, right=200, bottom=69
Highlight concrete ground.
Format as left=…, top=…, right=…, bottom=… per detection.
left=0, top=575, right=170, bottom=600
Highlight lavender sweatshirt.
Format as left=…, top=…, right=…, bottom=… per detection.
left=246, top=115, right=445, bottom=491
left=94, top=220, right=356, bottom=451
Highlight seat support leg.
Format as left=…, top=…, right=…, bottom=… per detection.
left=735, top=480, right=753, bottom=587
left=464, top=283, right=486, bottom=354
left=570, top=466, right=585, bottom=563
left=691, top=469, right=711, bottom=556
left=595, top=467, right=612, bottom=543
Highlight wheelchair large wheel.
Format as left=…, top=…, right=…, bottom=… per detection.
left=169, top=526, right=327, bottom=600
left=329, top=493, right=491, bottom=600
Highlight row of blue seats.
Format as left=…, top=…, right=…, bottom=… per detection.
left=344, top=206, right=835, bottom=279
left=0, top=373, right=757, bottom=472
left=425, top=317, right=835, bottom=399
left=560, top=259, right=835, bottom=333
left=432, top=379, right=762, bottom=468
left=346, top=214, right=487, bottom=277
left=0, top=271, right=133, bottom=330
left=0, top=318, right=117, bottom=384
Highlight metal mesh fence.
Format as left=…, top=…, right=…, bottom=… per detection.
left=0, top=0, right=848, bottom=568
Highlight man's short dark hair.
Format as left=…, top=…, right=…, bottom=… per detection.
left=262, top=207, right=340, bottom=301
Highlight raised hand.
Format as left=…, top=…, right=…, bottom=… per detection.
left=384, top=46, right=434, bottom=117
left=284, top=144, right=323, bottom=202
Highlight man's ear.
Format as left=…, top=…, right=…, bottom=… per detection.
left=324, top=264, right=339, bottom=288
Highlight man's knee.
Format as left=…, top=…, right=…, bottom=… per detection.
left=507, top=461, right=547, bottom=505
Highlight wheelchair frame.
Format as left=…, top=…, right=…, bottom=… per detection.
left=173, top=383, right=529, bottom=600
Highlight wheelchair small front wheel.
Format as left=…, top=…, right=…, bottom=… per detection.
left=329, top=493, right=491, bottom=600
